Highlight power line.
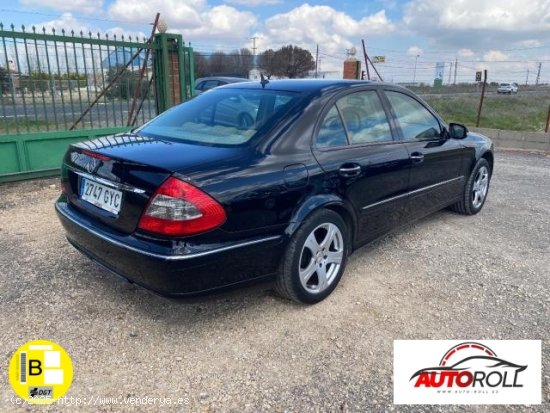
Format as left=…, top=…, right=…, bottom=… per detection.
left=368, top=43, right=550, bottom=55
left=0, top=8, right=151, bottom=26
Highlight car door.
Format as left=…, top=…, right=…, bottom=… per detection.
left=383, top=89, right=467, bottom=220
left=312, top=88, right=410, bottom=245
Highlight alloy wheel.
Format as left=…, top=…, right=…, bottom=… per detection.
left=472, top=166, right=489, bottom=209
left=298, top=223, right=344, bottom=294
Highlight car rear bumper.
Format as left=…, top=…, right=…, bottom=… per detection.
left=55, top=201, right=285, bottom=296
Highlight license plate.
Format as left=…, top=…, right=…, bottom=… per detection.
left=80, top=178, right=123, bottom=215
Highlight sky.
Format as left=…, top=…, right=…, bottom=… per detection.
left=1, top=0, right=550, bottom=84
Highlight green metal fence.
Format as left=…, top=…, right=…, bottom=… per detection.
left=0, top=23, right=195, bottom=182
left=0, top=23, right=157, bottom=134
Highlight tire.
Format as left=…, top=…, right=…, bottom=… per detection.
left=449, top=159, right=491, bottom=215
left=275, top=209, right=349, bottom=304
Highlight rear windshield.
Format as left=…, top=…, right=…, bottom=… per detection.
left=138, top=88, right=299, bottom=146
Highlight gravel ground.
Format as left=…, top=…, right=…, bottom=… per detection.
left=0, top=150, right=548, bottom=412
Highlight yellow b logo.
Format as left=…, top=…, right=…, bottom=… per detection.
left=8, top=339, right=73, bottom=404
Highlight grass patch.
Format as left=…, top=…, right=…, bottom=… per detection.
left=423, top=93, right=550, bottom=132
left=0, top=119, right=58, bottom=134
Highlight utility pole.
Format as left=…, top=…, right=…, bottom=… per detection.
left=448, top=61, right=453, bottom=84
left=453, top=58, right=458, bottom=85
left=525, top=68, right=530, bottom=86
left=413, top=54, right=419, bottom=84
left=249, top=36, right=260, bottom=79
left=535, top=62, right=542, bottom=85
left=361, top=39, right=383, bottom=81
left=315, top=44, right=319, bottom=78
left=250, top=36, right=258, bottom=56
left=476, top=69, right=488, bottom=127
left=361, top=39, right=370, bottom=80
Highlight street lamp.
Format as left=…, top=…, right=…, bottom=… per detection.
left=413, top=54, right=420, bottom=84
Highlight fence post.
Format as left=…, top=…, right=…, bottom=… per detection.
left=187, top=44, right=195, bottom=97
left=476, top=69, right=488, bottom=127
left=545, top=104, right=550, bottom=134
left=153, top=32, right=194, bottom=114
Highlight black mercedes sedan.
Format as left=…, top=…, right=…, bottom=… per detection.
left=55, top=80, right=493, bottom=304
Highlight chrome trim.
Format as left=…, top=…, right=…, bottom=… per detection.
left=56, top=203, right=281, bottom=261
left=362, top=176, right=464, bottom=210
left=68, top=166, right=146, bottom=194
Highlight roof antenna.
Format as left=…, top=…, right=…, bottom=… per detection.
left=260, top=73, right=271, bottom=88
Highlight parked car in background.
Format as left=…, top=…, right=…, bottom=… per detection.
left=497, top=82, right=518, bottom=94
left=194, top=76, right=248, bottom=95
left=56, top=80, right=494, bottom=304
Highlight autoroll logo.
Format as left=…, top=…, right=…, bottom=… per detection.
left=411, top=342, right=526, bottom=390
left=394, top=340, right=541, bottom=405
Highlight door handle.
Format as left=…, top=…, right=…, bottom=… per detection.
left=339, top=164, right=361, bottom=177
left=410, top=152, right=424, bottom=163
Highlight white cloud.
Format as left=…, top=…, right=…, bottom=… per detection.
left=109, top=0, right=205, bottom=29
left=261, top=4, right=394, bottom=55
left=225, top=0, right=281, bottom=5
left=458, top=48, right=475, bottom=58
left=404, top=0, right=550, bottom=48
left=181, top=5, right=257, bottom=39
left=515, top=39, right=543, bottom=48
left=37, top=13, right=146, bottom=42
left=483, top=50, right=508, bottom=61
left=407, top=46, right=423, bottom=56
left=38, top=12, right=94, bottom=34
left=105, top=27, right=147, bottom=41
left=108, top=0, right=256, bottom=41
left=20, top=0, right=103, bottom=15
left=405, top=0, right=550, bottom=31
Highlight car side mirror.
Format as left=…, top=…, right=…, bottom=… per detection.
left=449, top=123, right=468, bottom=139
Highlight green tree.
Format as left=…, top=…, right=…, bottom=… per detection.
left=105, top=66, right=147, bottom=100
left=24, top=72, right=51, bottom=94
left=259, top=45, right=315, bottom=79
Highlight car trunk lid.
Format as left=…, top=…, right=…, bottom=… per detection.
left=62, top=133, right=241, bottom=235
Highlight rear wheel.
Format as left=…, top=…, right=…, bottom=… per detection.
left=275, top=209, right=349, bottom=304
left=450, top=159, right=491, bottom=215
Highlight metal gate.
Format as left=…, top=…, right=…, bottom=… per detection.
left=0, top=22, right=194, bottom=182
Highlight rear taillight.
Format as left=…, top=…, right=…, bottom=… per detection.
left=137, top=177, right=226, bottom=236
left=81, top=149, right=110, bottom=161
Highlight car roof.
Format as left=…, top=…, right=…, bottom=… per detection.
left=221, top=79, right=393, bottom=93
left=195, top=76, right=249, bottom=84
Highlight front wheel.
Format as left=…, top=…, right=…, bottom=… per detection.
left=450, top=159, right=491, bottom=215
left=275, top=209, right=349, bottom=304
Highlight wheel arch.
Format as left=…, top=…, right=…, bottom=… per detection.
left=480, top=150, right=494, bottom=173
left=285, top=194, right=358, bottom=247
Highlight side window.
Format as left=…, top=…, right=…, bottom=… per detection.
left=335, top=91, right=392, bottom=144
left=316, top=105, right=348, bottom=148
left=274, top=94, right=293, bottom=110
left=202, top=80, right=220, bottom=92
left=386, top=91, right=441, bottom=141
